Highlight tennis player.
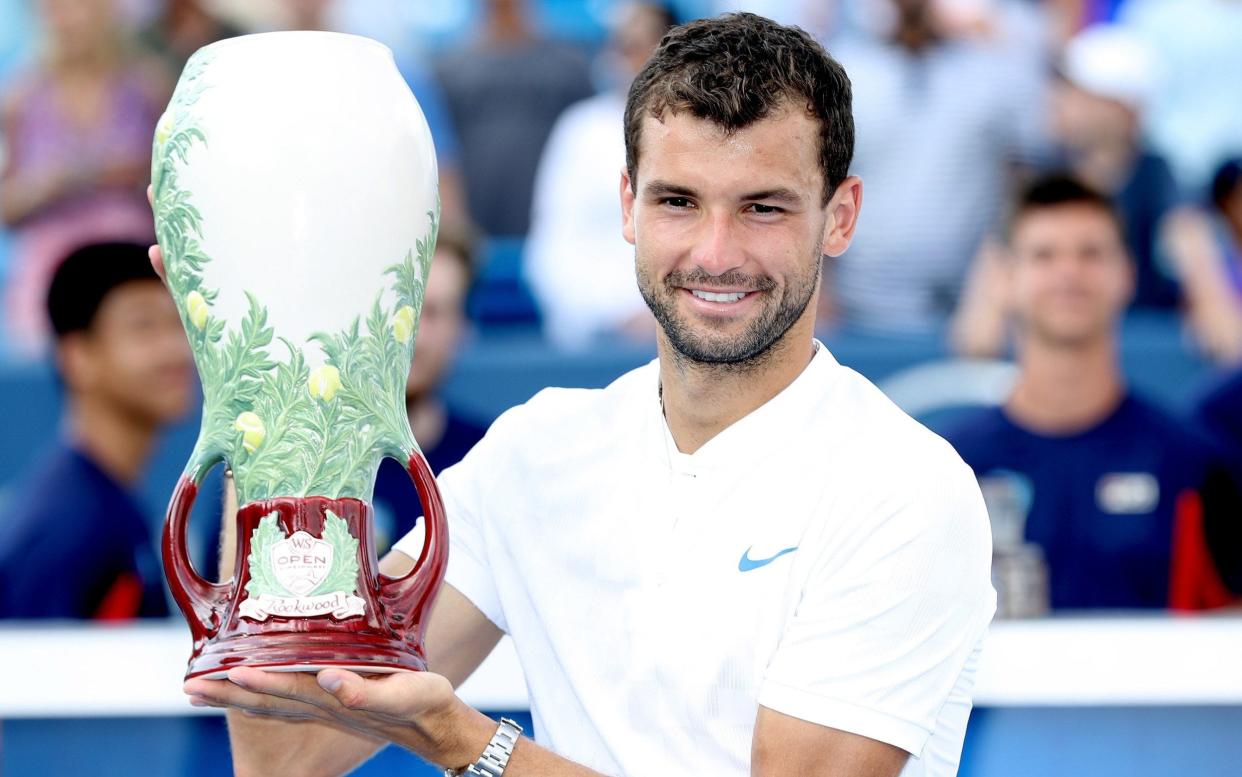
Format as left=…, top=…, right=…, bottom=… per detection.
left=175, top=13, right=995, bottom=777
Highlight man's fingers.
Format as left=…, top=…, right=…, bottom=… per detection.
left=317, top=669, right=370, bottom=709
left=315, top=668, right=450, bottom=722
left=225, top=667, right=332, bottom=704
left=148, top=244, right=166, bottom=281
left=184, top=672, right=331, bottom=719
left=146, top=184, right=154, bottom=207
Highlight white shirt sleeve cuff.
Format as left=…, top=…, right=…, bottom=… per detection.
left=443, top=550, right=508, bottom=634
left=390, top=524, right=508, bottom=634
left=757, top=679, right=931, bottom=756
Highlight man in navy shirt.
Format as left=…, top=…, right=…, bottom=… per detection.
left=370, top=224, right=487, bottom=555
left=944, top=175, right=1240, bottom=610
left=0, top=243, right=194, bottom=619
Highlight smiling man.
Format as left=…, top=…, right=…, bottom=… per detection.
left=945, top=175, right=1242, bottom=611
left=182, top=13, right=995, bottom=777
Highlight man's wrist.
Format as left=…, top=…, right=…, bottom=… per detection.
left=406, top=693, right=498, bottom=771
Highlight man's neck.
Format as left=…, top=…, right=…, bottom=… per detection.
left=658, top=322, right=817, bottom=455
left=484, top=10, right=532, bottom=45
left=1006, top=334, right=1125, bottom=435
left=67, top=398, right=156, bottom=487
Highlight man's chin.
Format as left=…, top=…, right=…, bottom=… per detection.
left=1030, top=323, right=1108, bottom=349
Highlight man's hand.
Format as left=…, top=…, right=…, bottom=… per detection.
left=146, top=185, right=168, bottom=281
left=149, top=242, right=166, bottom=282
left=186, top=667, right=493, bottom=770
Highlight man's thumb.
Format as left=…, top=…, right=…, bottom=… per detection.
left=317, top=669, right=367, bottom=709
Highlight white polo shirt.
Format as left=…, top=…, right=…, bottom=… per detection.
left=395, top=342, right=995, bottom=776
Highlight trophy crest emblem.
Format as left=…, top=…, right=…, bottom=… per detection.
left=236, top=512, right=366, bottom=621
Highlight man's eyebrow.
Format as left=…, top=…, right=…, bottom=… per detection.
left=642, top=180, right=698, bottom=199
left=740, top=187, right=803, bottom=204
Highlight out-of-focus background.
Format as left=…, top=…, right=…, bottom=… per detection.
left=1, top=0, right=1241, bottom=775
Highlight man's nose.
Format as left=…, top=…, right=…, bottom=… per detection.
left=688, top=211, right=746, bottom=276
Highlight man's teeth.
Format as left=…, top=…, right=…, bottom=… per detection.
left=691, top=290, right=747, bottom=303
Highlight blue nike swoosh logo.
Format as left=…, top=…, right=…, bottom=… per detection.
left=738, top=545, right=798, bottom=572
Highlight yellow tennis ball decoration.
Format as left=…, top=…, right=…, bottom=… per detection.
left=308, top=364, right=341, bottom=402
left=185, top=290, right=209, bottom=330
left=155, top=112, right=174, bottom=146
left=234, top=411, right=266, bottom=453
left=392, top=305, right=416, bottom=344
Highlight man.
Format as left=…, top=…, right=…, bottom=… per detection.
left=0, top=242, right=193, bottom=618
left=179, top=14, right=994, bottom=777
left=945, top=175, right=1241, bottom=611
left=371, top=224, right=488, bottom=556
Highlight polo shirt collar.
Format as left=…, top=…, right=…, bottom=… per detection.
left=654, top=339, right=839, bottom=475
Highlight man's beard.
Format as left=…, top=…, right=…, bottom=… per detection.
left=636, top=252, right=821, bottom=369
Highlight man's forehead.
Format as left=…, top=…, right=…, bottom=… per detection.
left=1014, top=205, right=1122, bottom=241
left=634, top=109, right=821, bottom=193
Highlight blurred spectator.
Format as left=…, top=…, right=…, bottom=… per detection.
left=0, top=0, right=170, bottom=356
left=436, top=0, right=594, bottom=237
left=525, top=1, right=674, bottom=351
left=1210, top=158, right=1242, bottom=303
left=370, top=224, right=487, bottom=556
left=944, top=175, right=1242, bottom=610
left=140, top=0, right=243, bottom=75
left=1118, top=0, right=1242, bottom=195
left=0, top=243, right=193, bottom=619
left=279, top=0, right=468, bottom=227
left=952, top=26, right=1242, bottom=362
left=827, top=0, right=1049, bottom=334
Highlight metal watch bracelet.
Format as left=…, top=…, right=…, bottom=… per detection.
left=444, top=717, right=524, bottom=777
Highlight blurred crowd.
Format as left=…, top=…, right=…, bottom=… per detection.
left=1, top=0, right=1241, bottom=621
left=2, top=0, right=1241, bottom=357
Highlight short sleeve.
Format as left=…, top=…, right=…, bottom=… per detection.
left=758, top=458, right=996, bottom=756
left=392, top=412, right=520, bottom=634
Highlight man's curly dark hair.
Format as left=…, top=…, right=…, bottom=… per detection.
left=623, top=12, right=854, bottom=205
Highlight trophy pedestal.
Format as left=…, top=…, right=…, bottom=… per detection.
left=185, top=631, right=426, bottom=681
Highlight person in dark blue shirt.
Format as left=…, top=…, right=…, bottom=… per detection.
left=944, top=175, right=1241, bottom=611
left=371, top=225, right=487, bottom=556
left=0, top=242, right=194, bottom=619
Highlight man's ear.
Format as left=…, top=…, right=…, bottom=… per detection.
left=821, top=175, right=863, bottom=258
left=620, top=167, right=637, bottom=246
left=56, top=333, right=97, bottom=394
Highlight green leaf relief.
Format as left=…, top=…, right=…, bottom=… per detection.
left=311, top=510, right=361, bottom=596
left=244, top=512, right=283, bottom=597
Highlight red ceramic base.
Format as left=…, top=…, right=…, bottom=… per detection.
left=186, top=631, right=426, bottom=680
left=164, top=452, right=448, bottom=681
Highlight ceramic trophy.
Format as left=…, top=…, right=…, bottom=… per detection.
left=152, top=32, right=447, bottom=680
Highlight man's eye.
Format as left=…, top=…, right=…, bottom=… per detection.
left=749, top=203, right=783, bottom=215
left=661, top=197, right=693, bottom=208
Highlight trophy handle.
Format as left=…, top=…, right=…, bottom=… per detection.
left=379, top=449, right=449, bottom=644
left=163, top=473, right=231, bottom=643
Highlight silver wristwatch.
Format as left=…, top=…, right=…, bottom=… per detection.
left=444, top=717, right=524, bottom=776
